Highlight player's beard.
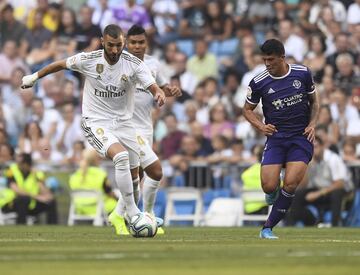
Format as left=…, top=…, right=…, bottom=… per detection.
left=104, top=49, right=122, bottom=64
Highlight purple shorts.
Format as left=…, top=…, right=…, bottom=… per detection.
left=261, top=135, right=313, bottom=166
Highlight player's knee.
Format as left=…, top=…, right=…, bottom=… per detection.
left=146, top=167, right=163, bottom=181
left=113, top=151, right=130, bottom=171
left=262, top=181, right=279, bottom=194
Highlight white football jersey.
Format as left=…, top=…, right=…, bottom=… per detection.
left=132, top=54, right=167, bottom=141
left=66, top=50, right=155, bottom=120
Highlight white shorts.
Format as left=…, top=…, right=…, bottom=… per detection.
left=136, top=132, right=158, bottom=169
left=81, top=117, right=140, bottom=169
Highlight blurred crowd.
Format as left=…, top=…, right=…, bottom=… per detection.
left=0, top=0, right=359, bottom=191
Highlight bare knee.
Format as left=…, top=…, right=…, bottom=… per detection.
left=145, top=162, right=163, bottom=181
left=262, top=180, right=280, bottom=194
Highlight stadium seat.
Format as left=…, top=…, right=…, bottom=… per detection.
left=203, top=198, right=242, bottom=226
left=164, top=187, right=203, bottom=226
left=67, top=190, right=108, bottom=226
left=0, top=209, right=17, bottom=225
left=202, top=188, right=231, bottom=213
left=176, top=40, right=194, bottom=57
left=237, top=190, right=271, bottom=226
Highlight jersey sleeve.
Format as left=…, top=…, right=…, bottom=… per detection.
left=305, top=68, right=316, bottom=94
left=135, top=61, right=156, bottom=90
left=154, top=60, right=168, bottom=87
left=246, top=79, right=261, bottom=105
left=66, top=52, right=85, bottom=73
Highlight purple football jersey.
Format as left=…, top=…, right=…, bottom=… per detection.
left=246, top=64, right=316, bottom=138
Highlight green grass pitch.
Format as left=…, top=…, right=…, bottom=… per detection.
left=0, top=226, right=359, bottom=275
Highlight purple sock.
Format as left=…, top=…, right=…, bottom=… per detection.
left=264, top=188, right=294, bottom=229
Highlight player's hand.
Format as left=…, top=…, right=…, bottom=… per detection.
left=303, top=125, right=315, bottom=143
left=21, top=72, right=39, bottom=89
left=261, top=124, right=277, bottom=136
left=168, top=85, right=182, bottom=97
left=154, top=89, right=166, bottom=107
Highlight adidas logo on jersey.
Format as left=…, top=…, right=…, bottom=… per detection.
left=268, top=88, right=276, bottom=94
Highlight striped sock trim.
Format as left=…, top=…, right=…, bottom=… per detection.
left=281, top=189, right=295, bottom=198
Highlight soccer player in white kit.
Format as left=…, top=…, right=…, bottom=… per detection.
left=21, top=24, right=166, bottom=228
left=112, top=25, right=181, bottom=235
left=125, top=24, right=181, bottom=234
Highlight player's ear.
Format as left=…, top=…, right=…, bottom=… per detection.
left=101, top=37, right=104, bottom=48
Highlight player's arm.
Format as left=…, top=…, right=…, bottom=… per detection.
left=303, top=91, right=319, bottom=143
left=243, top=102, right=277, bottom=136
left=148, top=83, right=166, bottom=106
left=21, top=59, right=67, bottom=89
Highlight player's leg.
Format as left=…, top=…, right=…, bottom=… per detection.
left=143, top=160, right=163, bottom=214
left=261, top=164, right=282, bottom=205
left=263, top=161, right=308, bottom=230
left=107, top=143, right=140, bottom=218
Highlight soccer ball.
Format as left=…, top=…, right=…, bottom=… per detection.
left=129, top=212, right=158, bottom=238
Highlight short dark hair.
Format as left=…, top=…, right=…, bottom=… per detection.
left=127, top=24, right=146, bottom=37
left=260, top=39, right=285, bottom=56
left=103, top=24, right=123, bottom=39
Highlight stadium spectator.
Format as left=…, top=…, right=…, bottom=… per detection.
left=17, top=120, right=43, bottom=155
left=308, top=0, right=346, bottom=27
left=69, top=148, right=117, bottom=216
left=62, top=140, right=86, bottom=167
left=303, top=34, right=327, bottom=83
left=26, top=0, right=60, bottom=32
left=278, top=18, right=307, bottom=62
left=0, top=4, right=27, bottom=47
left=178, top=0, right=207, bottom=39
left=189, top=121, right=213, bottom=157
left=112, top=0, right=154, bottom=35
left=151, top=0, right=179, bottom=45
left=204, top=102, right=234, bottom=140
left=173, top=52, right=198, bottom=95
left=334, top=53, right=360, bottom=96
left=30, top=97, right=61, bottom=141
left=75, top=5, right=102, bottom=52
left=204, top=0, right=237, bottom=57
left=317, top=105, right=340, bottom=147
left=286, top=136, right=352, bottom=227
left=19, top=9, right=54, bottom=72
left=158, top=42, right=178, bottom=82
left=347, top=0, right=360, bottom=32
left=186, top=40, right=218, bottom=82
left=32, top=137, right=64, bottom=170
left=91, top=0, right=114, bottom=31
left=0, top=142, right=14, bottom=165
left=2, top=153, right=58, bottom=224
left=160, top=113, right=186, bottom=160
left=51, top=8, right=78, bottom=60
left=169, top=134, right=204, bottom=186
left=0, top=40, right=29, bottom=84
left=55, top=103, right=83, bottom=154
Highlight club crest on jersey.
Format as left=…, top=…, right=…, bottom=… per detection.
left=121, top=74, right=128, bottom=82
left=96, top=128, right=104, bottom=136
left=293, top=80, right=301, bottom=89
left=96, top=64, right=104, bottom=74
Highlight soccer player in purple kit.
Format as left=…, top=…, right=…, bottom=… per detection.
left=243, top=39, right=319, bottom=239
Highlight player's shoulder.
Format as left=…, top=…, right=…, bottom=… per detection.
left=252, top=69, right=270, bottom=85
left=144, top=54, right=161, bottom=69
left=80, top=50, right=103, bottom=61
left=290, top=64, right=310, bottom=73
left=121, top=50, right=142, bottom=66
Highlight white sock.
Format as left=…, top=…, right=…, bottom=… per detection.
left=115, top=197, right=126, bottom=217
left=142, top=176, right=160, bottom=214
left=113, top=151, right=140, bottom=217
left=133, top=177, right=140, bottom=205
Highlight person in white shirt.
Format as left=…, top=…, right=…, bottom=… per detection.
left=21, top=24, right=166, bottom=230
left=120, top=24, right=181, bottom=234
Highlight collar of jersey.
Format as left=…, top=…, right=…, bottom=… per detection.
left=268, top=64, right=291, bottom=80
